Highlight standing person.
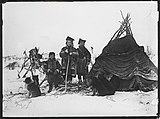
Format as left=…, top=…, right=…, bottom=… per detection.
left=46, top=52, right=62, bottom=93
left=77, top=38, right=91, bottom=86
left=59, top=36, right=79, bottom=83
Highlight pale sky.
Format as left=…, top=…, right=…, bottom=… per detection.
left=2, top=2, right=158, bottom=59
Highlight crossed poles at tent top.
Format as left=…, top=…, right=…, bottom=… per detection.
left=110, top=11, right=133, bottom=41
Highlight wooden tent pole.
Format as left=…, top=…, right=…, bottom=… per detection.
left=64, top=55, right=70, bottom=92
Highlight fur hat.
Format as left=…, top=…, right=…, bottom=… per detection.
left=66, top=36, right=74, bottom=41
left=78, top=38, right=86, bottom=44
left=49, top=52, right=55, bottom=57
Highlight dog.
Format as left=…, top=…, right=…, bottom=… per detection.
left=24, top=77, right=41, bottom=98
left=86, top=73, right=115, bottom=96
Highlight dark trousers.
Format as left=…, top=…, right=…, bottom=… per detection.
left=63, top=75, right=72, bottom=82
left=78, top=74, right=87, bottom=85
left=47, top=74, right=59, bottom=92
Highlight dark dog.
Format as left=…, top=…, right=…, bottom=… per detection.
left=86, top=74, right=115, bottom=96
left=24, top=77, right=41, bottom=98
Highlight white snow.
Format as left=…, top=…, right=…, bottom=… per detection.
left=2, top=59, right=158, bottom=117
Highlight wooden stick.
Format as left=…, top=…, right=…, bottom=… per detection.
left=120, top=10, right=125, bottom=20
left=39, top=77, right=47, bottom=86
left=64, top=55, right=70, bottom=92
left=17, top=57, right=29, bottom=78
left=22, top=65, right=32, bottom=78
left=110, top=28, right=120, bottom=41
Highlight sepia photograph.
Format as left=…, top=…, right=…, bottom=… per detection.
left=2, top=1, right=158, bottom=117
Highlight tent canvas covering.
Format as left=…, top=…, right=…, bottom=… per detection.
left=96, top=35, right=157, bottom=79
left=88, top=35, right=157, bottom=96
left=88, top=12, right=158, bottom=96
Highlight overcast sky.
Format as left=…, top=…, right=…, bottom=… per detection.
left=2, top=2, right=158, bottom=59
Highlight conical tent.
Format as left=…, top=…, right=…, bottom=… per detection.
left=97, top=35, right=157, bottom=79
left=88, top=12, right=157, bottom=96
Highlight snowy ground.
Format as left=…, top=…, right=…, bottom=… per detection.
left=2, top=59, right=158, bottom=117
